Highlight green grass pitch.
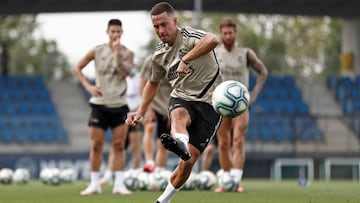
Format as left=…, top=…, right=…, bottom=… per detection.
left=1, top=179, right=360, bottom=203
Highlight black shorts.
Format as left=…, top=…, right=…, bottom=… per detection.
left=129, top=122, right=143, bottom=132
left=155, top=110, right=171, bottom=138
left=88, top=103, right=129, bottom=130
left=168, top=97, right=222, bottom=153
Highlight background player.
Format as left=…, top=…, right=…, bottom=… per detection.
left=214, top=18, right=268, bottom=192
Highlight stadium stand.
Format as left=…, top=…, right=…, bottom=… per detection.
left=326, top=75, right=360, bottom=137
left=0, top=75, right=68, bottom=143
left=249, top=75, right=324, bottom=143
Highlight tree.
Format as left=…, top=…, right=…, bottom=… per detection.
left=0, top=15, right=71, bottom=80
left=142, top=11, right=342, bottom=80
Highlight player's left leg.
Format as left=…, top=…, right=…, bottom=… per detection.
left=111, top=124, right=132, bottom=195
left=156, top=145, right=200, bottom=203
left=99, top=151, right=114, bottom=186
left=200, top=142, right=216, bottom=171
left=231, top=109, right=249, bottom=192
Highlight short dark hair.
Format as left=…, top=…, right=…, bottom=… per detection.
left=219, top=18, right=237, bottom=32
left=108, top=19, right=122, bottom=28
left=150, top=2, right=175, bottom=16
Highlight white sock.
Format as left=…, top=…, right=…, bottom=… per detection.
left=230, top=168, right=243, bottom=183
left=173, top=133, right=189, bottom=150
left=102, top=169, right=113, bottom=181
left=146, top=160, right=155, bottom=166
left=157, top=182, right=179, bottom=203
left=155, top=167, right=166, bottom=173
left=90, top=171, right=100, bottom=187
left=113, top=171, right=126, bottom=189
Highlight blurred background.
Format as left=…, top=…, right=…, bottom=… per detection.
left=1, top=0, right=360, bottom=182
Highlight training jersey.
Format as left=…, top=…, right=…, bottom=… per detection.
left=151, top=26, right=222, bottom=105
left=215, top=44, right=250, bottom=88
left=140, top=55, right=172, bottom=116
left=90, top=43, right=130, bottom=107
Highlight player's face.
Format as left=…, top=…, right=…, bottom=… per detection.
left=151, top=12, right=178, bottom=45
left=220, top=26, right=236, bottom=47
left=107, top=25, right=123, bottom=43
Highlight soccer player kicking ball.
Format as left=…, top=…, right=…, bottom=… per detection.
left=126, top=2, right=222, bottom=203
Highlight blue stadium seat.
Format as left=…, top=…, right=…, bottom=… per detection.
left=327, top=75, right=337, bottom=89
left=0, top=75, right=68, bottom=144
left=296, top=102, right=309, bottom=114
left=340, top=76, right=353, bottom=87
left=259, top=128, right=272, bottom=142
left=1, top=130, right=13, bottom=143
left=343, top=99, right=355, bottom=115
left=273, top=126, right=285, bottom=142
left=355, top=76, right=360, bottom=87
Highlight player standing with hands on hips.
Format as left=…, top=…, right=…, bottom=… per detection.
left=214, top=18, right=268, bottom=192
left=75, top=19, right=133, bottom=196
left=126, top=2, right=222, bottom=203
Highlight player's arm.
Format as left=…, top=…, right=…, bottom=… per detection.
left=116, top=50, right=135, bottom=79
left=139, top=76, right=157, bottom=124
left=247, top=49, right=268, bottom=105
left=126, top=80, right=160, bottom=126
left=178, top=32, right=218, bottom=74
left=74, top=49, right=102, bottom=96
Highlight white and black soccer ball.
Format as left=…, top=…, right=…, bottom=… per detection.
left=212, top=80, right=250, bottom=118
left=59, top=168, right=76, bottom=184
left=0, top=168, right=14, bottom=184
left=195, top=170, right=217, bottom=190
left=182, top=172, right=197, bottom=190
left=123, top=169, right=140, bottom=191
left=40, top=168, right=52, bottom=184
left=148, top=172, right=168, bottom=191
left=40, top=168, right=61, bottom=185
left=12, top=168, right=30, bottom=184
left=48, top=168, right=61, bottom=186
left=218, top=173, right=238, bottom=192
left=137, top=171, right=151, bottom=190
left=216, top=169, right=224, bottom=180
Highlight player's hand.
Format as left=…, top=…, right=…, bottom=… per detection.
left=176, top=60, right=191, bottom=74
left=249, top=91, right=257, bottom=105
left=113, top=38, right=122, bottom=53
left=125, top=111, right=143, bottom=126
left=86, top=85, right=102, bottom=96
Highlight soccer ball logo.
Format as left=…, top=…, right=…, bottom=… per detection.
left=212, top=80, right=250, bottom=118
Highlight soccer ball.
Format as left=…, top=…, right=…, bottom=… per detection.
left=137, top=171, right=150, bottom=190
left=40, top=168, right=61, bottom=185
left=59, top=168, right=76, bottom=184
left=218, top=173, right=238, bottom=192
left=195, top=170, right=217, bottom=190
left=0, top=168, right=14, bottom=184
left=12, top=168, right=30, bottom=184
left=123, top=169, right=140, bottom=191
left=182, top=172, right=197, bottom=190
left=148, top=172, right=168, bottom=191
left=212, top=80, right=250, bottom=118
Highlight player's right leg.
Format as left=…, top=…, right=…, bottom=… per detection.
left=80, top=126, right=106, bottom=195
left=214, top=117, right=233, bottom=193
